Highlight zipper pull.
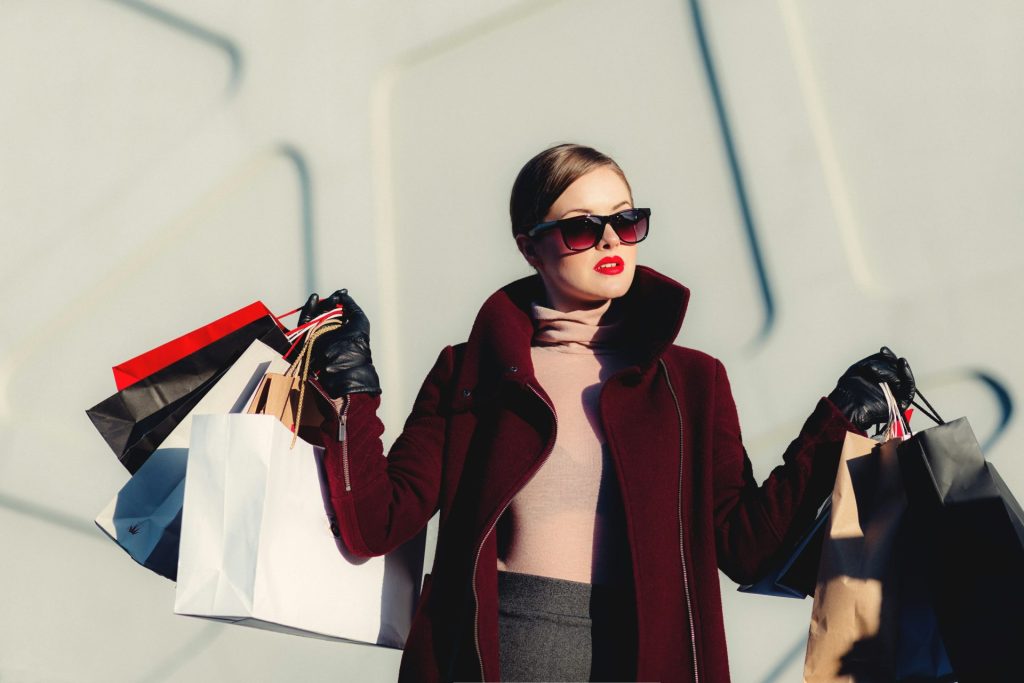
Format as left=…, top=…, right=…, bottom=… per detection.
left=338, top=411, right=347, bottom=442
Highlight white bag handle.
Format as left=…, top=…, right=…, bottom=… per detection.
left=879, top=381, right=911, bottom=441
left=285, top=307, right=346, bottom=343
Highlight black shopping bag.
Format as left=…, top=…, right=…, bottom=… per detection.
left=739, top=497, right=830, bottom=598
left=87, top=315, right=290, bottom=473
left=897, top=416, right=1024, bottom=682
left=893, top=519, right=954, bottom=681
left=94, top=339, right=291, bottom=580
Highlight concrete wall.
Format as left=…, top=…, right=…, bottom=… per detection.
left=1, top=1, right=1020, bottom=680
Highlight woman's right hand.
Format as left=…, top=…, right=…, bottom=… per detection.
left=298, top=289, right=382, bottom=398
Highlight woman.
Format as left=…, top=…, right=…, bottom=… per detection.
left=298, top=144, right=915, bottom=682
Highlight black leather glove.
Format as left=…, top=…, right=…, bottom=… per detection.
left=297, top=289, right=381, bottom=398
left=828, top=346, right=915, bottom=432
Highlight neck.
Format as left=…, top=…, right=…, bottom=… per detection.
left=531, top=300, right=626, bottom=352
left=542, top=291, right=613, bottom=317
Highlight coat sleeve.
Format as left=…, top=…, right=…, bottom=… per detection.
left=318, top=346, right=455, bottom=558
left=710, top=358, right=857, bottom=584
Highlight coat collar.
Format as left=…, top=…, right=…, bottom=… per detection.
left=463, top=265, right=691, bottom=384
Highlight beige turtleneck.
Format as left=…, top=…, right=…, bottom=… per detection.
left=495, top=301, right=634, bottom=585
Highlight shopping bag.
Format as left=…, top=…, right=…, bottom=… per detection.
left=112, top=301, right=281, bottom=390
left=898, top=415, right=1024, bottom=682
left=86, top=314, right=290, bottom=473
left=175, top=413, right=424, bottom=647
left=804, top=384, right=909, bottom=682
left=738, top=497, right=831, bottom=598
left=741, top=399, right=917, bottom=600
left=893, top=523, right=954, bottom=681
left=246, top=317, right=343, bottom=436
left=94, top=339, right=289, bottom=579
left=803, top=432, right=905, bottom=682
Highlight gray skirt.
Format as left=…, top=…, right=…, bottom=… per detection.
left=497, top=570, right=638, bottom=682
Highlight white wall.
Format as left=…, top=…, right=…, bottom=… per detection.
left=1, top=1, right=1021, bottom=680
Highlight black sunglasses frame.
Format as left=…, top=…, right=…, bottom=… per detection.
left=526, top=208, right=651, bottom=252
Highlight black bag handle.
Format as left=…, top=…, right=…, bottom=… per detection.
left=911, top=388, right=944, bottom=426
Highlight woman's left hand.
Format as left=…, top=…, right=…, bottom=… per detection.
left=297, top=289, right=382, bottom=398
left=828, top=346, right=915, bottom=431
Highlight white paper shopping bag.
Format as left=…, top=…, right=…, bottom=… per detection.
left=175, top=413, right=423, bottom=648
left=95, top=339, right=289, bottom=579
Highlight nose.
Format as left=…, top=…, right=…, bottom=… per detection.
left=597, top=221, right=620, bottom=249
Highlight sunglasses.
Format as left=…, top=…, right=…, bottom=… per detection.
left=526, top=208, right=651, bottom=251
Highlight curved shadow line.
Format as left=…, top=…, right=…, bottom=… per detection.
left=686, top=0, right=775, bottom=346
left=970, top=369, right=1014, bottom=454
left=277, top=145, right=317, bottom=295
left=104, top=0, right=243, bottom=94
left=369, top=0, right=568, bottom=432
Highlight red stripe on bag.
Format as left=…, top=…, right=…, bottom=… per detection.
left=112, top=301, right=283, bottom=390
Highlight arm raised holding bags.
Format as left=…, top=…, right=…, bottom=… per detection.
left=299, top=289, right=449, bottom=558
left=290, top=143, right=926, bottom=682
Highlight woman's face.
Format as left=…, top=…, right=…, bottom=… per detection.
left=516, top=166, right=638, bottom=311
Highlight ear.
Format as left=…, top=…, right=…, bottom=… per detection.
left=515, top=234, right=543, bottom=269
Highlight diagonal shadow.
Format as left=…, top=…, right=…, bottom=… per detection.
left=685, top=0, right=776, bottom=348
left=0, top=490, right=99, bottom=539
left=102, top=0, right=244, bottom=93
left=135, top=622, right=224, bottom=683
left=276, top=145, right=319, bottom=297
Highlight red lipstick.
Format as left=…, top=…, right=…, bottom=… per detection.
left=594, top=256, right=624, bottom=275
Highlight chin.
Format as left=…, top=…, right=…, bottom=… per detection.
left=548, top=269, right=635, bottom=308
left=587, top=274, right=634, bottom=301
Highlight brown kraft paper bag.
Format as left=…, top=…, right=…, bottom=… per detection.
left=246, top=372, right=323, bottom=431
left=803, top=431, right=907, bottom=683
left=245, top=319, right=342, bottom=438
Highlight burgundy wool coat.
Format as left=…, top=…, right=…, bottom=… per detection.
left=317, top=265, right=856, bottom=682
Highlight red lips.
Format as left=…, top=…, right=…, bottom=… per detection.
left=594, top=256, right=624, bottom=275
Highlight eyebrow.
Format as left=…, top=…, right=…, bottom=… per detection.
left=558, top=200, right=631, bottom=219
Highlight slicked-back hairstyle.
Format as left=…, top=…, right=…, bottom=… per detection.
left=509, top=143, right=632, bottom=238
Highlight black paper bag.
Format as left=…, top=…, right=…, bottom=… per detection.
left=738, top=497, right=830, bottom=599
left=87, top=315, right=290, bottom=473
left=897, top=416, right=1024, bottom=682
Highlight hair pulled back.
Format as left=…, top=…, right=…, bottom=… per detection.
left=509, top=143, right=632, bottom=238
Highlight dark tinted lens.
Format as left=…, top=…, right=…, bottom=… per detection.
left=560, top=216, right=602, bottom=250
left=610, top=210, right=648, bottom=244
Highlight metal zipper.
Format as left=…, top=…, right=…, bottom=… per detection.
left=310, top=382, right=352, bottom=492
left=340, top=398, right=351, bottom=491
left=471, top=383, right=557, bottom=682
left=659, top=358, right=699, bottom=683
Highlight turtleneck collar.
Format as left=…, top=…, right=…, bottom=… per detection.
left=461, top=265, right=691, bottom=384
left=530, top=301, right=627, bottom=354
